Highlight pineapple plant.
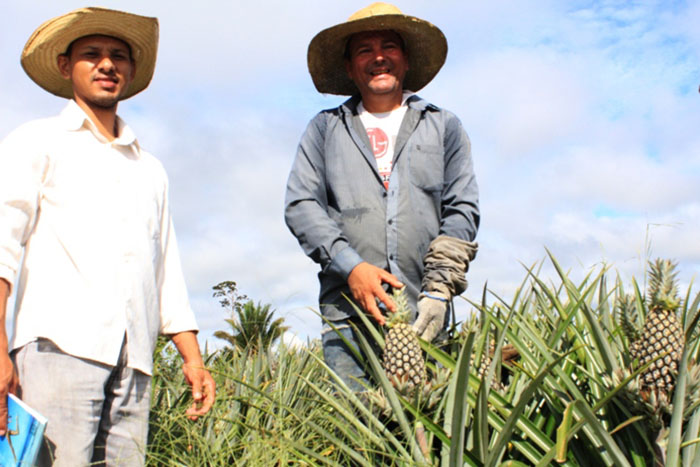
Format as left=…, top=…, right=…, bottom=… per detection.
left=461, top=313, right=519, bottom=391
left=630, top=259, right=685, bottom=396
left=383, top=288, right=425, bottom=389
left=366, top=366, right=452, bottom=418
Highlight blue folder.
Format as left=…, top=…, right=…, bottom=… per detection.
left=0, top=394, right=47, bottom=466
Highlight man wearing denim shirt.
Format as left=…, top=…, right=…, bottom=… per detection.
left=285, top=3, right=480, bottom=391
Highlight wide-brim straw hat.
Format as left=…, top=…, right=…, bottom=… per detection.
left=308, top=2, right=447, bottom=96
left=21, top=7, right=158, bottom=100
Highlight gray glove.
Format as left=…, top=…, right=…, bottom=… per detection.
left=412, top=291, right=449, bottom=342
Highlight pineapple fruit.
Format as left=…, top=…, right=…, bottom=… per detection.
left=383, top=288, right=425, bottom=389
left=629, top=259, right=685, bottom=396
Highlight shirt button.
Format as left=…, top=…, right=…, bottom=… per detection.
left=390, top=254, right=395, bottom=260
left=388, top=220, right=393, bottom=225
left=382, top=192, right=387, bottom=198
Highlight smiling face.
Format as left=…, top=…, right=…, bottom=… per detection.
left=345, top=30, right=409, bottom=107
left=57, top=35, right=135, bottom=111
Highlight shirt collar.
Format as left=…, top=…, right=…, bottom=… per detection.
left=59, top=100, right=139, bottom=150
left=342, top=92, right=432, bottom=116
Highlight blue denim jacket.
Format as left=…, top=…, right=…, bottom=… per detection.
left=285, top=94, right=479, bottom=321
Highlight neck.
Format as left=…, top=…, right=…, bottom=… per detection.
left=360, top=90, right=404, bottom=113
left=73, top=97, right=119, bottom=141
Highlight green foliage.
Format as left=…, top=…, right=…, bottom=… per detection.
left=212, top=281, right=289, bottom=353
left=212, top=280, right=248, bottom=313
left=148, top=258, right=700, bottom=465
left=214, top=300, right=290, bottom=353
left=148, top=340, right=339, bottom=466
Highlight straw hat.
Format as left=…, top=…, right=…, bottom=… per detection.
left=21, top=7, right=158, bottom=99
left=307, top=3, right=447, bottom=96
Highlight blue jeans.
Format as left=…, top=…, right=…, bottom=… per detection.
left=321, top=318, right=380, bottom=392
left=12, top=338, right=151, bottom=466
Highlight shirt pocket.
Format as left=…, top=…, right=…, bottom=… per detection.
left=409, top=144, right=444, bottom=192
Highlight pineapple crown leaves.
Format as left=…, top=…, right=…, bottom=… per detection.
left=648, top=258, right=681, bottom=312
left=460, top=312, right=481, bottom=337
left=386, top=287, right=412, bottom=327
left=616, top=294, right=641, bottom=344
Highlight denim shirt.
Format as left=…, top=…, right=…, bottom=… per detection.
left=285, top=95, right=479, bottom=321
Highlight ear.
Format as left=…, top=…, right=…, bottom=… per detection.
left=345, top=59, right=353, bottom=79
left=57, top=54, right=71, bottom=79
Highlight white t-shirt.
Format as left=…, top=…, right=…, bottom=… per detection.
left=358, top=92, right=413, bottom=189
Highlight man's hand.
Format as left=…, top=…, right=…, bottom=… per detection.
left=170, top=331, right=216, bottom=420
left=0, top=279, right=18, bottom=436
left=347, top=262, right=403, bottom=326
left=413, top=291, right=449, bottom=342
left=0, top=353, right=19, bottom=436
left=181, top=362, right=216, bottom=421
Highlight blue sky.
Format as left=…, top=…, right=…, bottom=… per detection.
left=2, top=1, right=699, bottom=349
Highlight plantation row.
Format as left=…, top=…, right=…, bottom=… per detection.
left=146, top=255, right=700, bottom=466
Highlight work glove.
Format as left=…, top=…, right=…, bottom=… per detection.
left=421, top=235, right=477, bottom=297
left=412, top=291, right=449, bottom=342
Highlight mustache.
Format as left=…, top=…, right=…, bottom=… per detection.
left=92, top=74, right=118, bottom=83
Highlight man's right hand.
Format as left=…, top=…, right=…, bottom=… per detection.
left=347, top=262, right=403, bottom=326
left=0, top=352, right=19, bottom=436
left=0, top=278, right=18, bottom=436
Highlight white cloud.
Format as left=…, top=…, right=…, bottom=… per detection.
left=2, top=1, right=700, bottom=350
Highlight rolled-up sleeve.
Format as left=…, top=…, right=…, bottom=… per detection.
left=284, top=113, right=364, bottom=280
left=0, top=125, right=49, bottom=291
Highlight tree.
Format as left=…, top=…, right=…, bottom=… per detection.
left=212, top=280, right=248, bottom=315
left=212, top=281, right=289, bottom=353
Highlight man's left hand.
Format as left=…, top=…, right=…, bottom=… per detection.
left=182, top=362, right=216, bottom=420
left=413, top=291, right=449, bottom=342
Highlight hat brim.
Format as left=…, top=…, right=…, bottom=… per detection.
left=308, top=13, right=447, bottom=96
left=21, top=7, right=158, bottom=100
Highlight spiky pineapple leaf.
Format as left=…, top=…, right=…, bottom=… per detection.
left=486, top=349, right=573, bottom=466
left=546, top=248, right=619, bottom=374
left=442, top=327, right=475, bottom=467
left=617, top=293, right=641, bottom=344
left=648, top=258, right=680, bottom=312
left=353, top=323, right=429, bottom=466
left=341, top=292, right=386, bottom=348
left=667, top=344, right=690, bottom=467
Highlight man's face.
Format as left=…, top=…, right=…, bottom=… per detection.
left=57, top=35, right=135, bottom=110
left=345, top=30, right=409, bottom=99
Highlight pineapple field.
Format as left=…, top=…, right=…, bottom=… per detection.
left=146, top=254, right=700, bottom=466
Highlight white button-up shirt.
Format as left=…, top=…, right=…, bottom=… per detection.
left=0, top=100, right=198, bottom=375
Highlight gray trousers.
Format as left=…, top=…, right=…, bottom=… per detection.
left=12, top=338, right=151, bottom=466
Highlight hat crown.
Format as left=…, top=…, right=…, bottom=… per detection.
left=348, top=3, right=404, bottom=21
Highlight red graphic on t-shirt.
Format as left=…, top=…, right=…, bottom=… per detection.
left=366, top=127, right=389, bottom=158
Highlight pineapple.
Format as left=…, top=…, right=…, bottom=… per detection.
left=631, top=259, right=685, bottom=395
left=383, top=288, right=425, bottom=389
left=462, top=313, right=519, bottom=391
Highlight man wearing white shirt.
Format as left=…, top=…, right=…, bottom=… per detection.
left=0, top=7, right=215, bottom=465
